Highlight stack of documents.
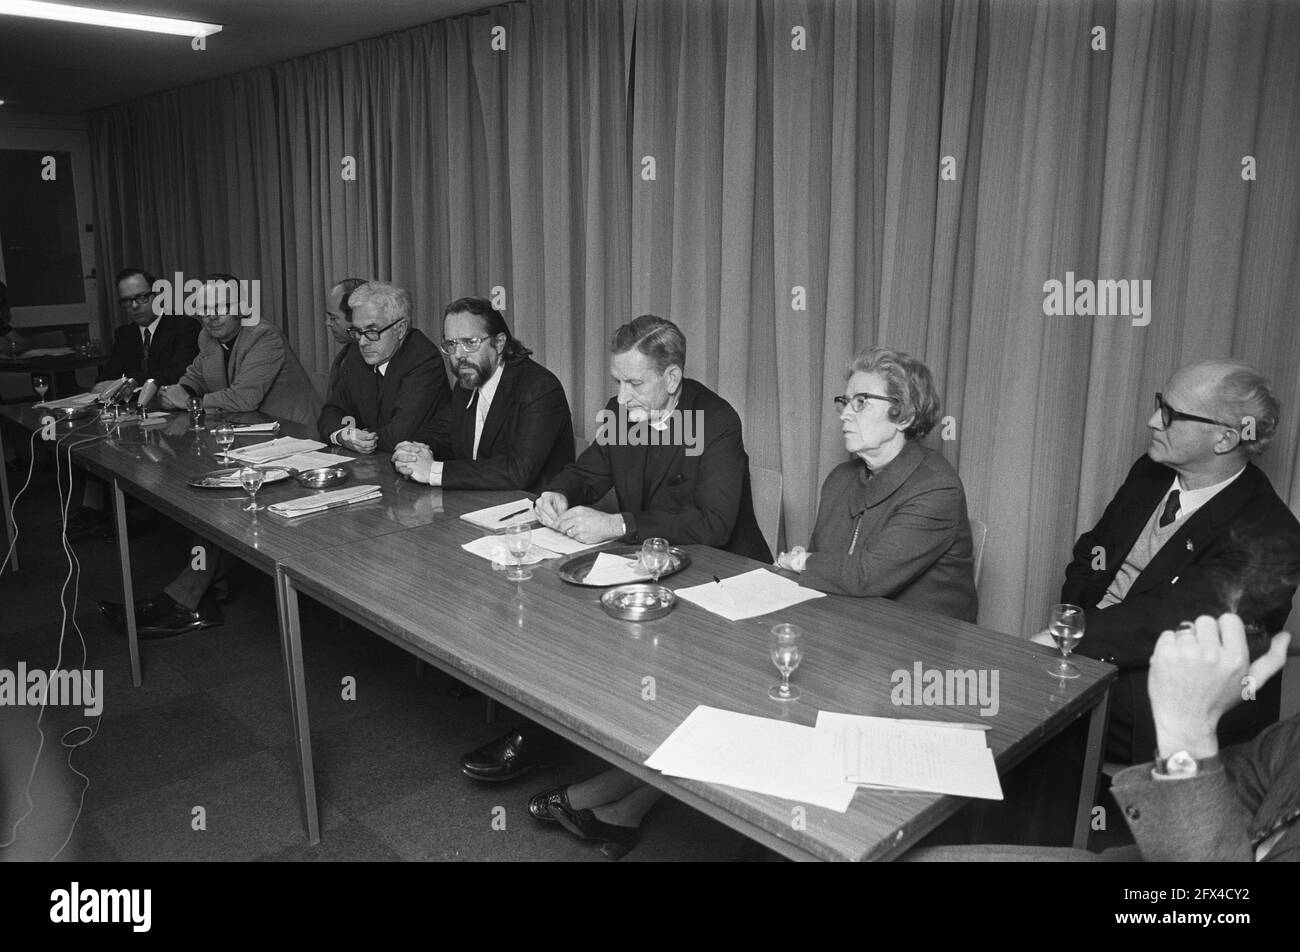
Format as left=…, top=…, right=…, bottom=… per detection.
left=461, top=535, right=559, bottom=566
left=231, top=422, right=280, bottom=435
left=459, top=500, right=599, bottom=556
left=267, top=485, right=382, bottom=518
left=645, top=706, right=1002, bottom=812
left=36, top=392, right=99, bottom=410
left=225, top=437, right=348, bottom=472
left=675, top=568, right=825, bottom=620
left=21, top=347, right=76, bottom=357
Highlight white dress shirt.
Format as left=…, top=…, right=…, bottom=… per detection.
left=424, top=361, right=504, bottom=486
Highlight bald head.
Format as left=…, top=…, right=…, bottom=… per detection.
left=325, top=277, right=367, bottom=347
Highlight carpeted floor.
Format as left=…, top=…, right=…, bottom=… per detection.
left=0, top=451, right=748, bottom=862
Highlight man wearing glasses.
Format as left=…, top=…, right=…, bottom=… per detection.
left=1038, top=360, right=1300, bottom=765
left=391, top=296, right=573, bottom=492
left=317, top=281, right=446, bottom=453
left=92, top=267, right=199, bottom=393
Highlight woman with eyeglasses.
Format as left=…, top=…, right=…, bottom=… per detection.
left=774, top=346, right=978, bottom=622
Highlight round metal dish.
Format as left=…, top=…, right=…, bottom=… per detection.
left=293, top=466, right=349, bottom=489
left=38, top=404, right=98, bottom=422
left=559, top=545, right=691, bottom=586
left=188, top=466, right=294, bottom=489
left=599, top=583, right=677, bottom=621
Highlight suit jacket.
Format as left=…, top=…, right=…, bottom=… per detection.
left=428, top=355, right=574, bottom=494
left=1111, top=713, right=1300, bottom=862
left=547, top=379, right=770, bottom=562
left=800, top=441, right=978, bottom=623
left=101, top=315, right=200, bottom=385
left=317, top=330, right=447, bottom=452
left=179, top=322, right=321, bottom=426
left=1063, top=454, right=1300, bottom=761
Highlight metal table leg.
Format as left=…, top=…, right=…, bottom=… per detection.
left=1073, top=685, right=1111, bottom=848
left=112, top=477, right=141, bottom=687
left=277, top=567, right=319, bottom=844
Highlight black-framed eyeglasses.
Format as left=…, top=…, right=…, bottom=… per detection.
left=348, top=318, right=403, bottom=342
left=833, top=392, right=896, bottom=413
left=118, top=291, right=155, bottom=307
left=438, top=336, right=493, bottom=356
left=1154, top=393, right=1236, bottom=430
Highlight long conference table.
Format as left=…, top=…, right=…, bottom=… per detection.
left=1, top=402, right=1115, bottom=862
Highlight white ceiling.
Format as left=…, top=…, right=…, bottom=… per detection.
left=0, top=0, right=506, bottom=115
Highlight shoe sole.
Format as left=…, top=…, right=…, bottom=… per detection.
left=460, top=761, right=552, bottom=783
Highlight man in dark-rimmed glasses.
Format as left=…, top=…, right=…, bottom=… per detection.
left=94, top=267, right=199, bottom=392
left=1044, top=359, right=1300, bottom=766
left=317, top=281, right=446, bottom=454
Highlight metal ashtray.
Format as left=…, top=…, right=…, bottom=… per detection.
left=42, top=404, right=98, bottom=421
left=294, top=466, right=349, bottom=489
left=600, top=583, right=676, bottom=622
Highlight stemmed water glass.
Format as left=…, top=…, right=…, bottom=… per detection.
left=239, top=465, right=265, bottom=512
left=33, top=375, right=50, bottom=402
left=213, top=423, right=235, bottom=462
left=768, top=623, right=803, bottom=701
left=1046, top=603, right=1085, bottom=679
left=505, top=521, right=533, bottom=581
left=641, top=537, right=671, bottom=584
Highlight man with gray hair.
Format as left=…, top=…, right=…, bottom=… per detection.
left=1039, top=359, right=1300, bottom=763
left=317, top=280, right=446, bottom=453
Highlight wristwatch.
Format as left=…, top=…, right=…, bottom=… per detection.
left=1153, top=749, right=1200, bottom=779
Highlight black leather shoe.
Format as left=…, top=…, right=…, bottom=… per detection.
left=460, top=728, right=555, bottom=782
left=528, top=785, right=572, bottom=824
left=549, top=800, right=641, bottom=860
left=99, top=593, right=222, bottom=640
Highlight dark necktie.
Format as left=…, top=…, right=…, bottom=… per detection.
left=141, top=328, right=152, bottom=374
left=1158, top=489, right=1181, bottom=528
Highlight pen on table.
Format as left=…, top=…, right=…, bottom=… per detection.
left=712, top=575, right=739, bottom=608
left=497, top=505, right=534, bottom=523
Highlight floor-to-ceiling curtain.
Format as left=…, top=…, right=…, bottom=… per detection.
left=89, top=0, right=1300, bottom=639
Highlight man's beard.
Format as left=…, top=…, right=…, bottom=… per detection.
left=457, top=360, right=489, bottom=389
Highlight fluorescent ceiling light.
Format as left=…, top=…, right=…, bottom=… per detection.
left=0, top=1, right=222, bottom=37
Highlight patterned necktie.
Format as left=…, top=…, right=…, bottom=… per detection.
left=1158, top=489, right=1181, bottom=528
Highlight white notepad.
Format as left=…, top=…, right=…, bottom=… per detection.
left=460, top=499, right=537, bottom=529
left=225, top=436, right=326, bottom=464
left=675, top=568, right=825, bottom=620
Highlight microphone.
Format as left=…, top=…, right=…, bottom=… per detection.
left=136, top=378, right=158, bottom=410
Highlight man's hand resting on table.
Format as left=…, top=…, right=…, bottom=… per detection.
left=534, top=491, right=624, bottom=545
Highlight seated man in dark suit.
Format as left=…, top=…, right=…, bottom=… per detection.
left=317, top=281, right=446, bottom=453
left=93, top=267, right=200, bottom=391
left=460, top=315, right=770, bottom=794
left=99, top=275, right=323, bottom=637
left=390, top=296, right=573, bottom=493
left=323, top=276, right=365, bottom=388
left=71, top=267, right=200, bottom=541
left=1033, top=359, right=1300, bottom=763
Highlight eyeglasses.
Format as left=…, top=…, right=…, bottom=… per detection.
left=833, top=392, right=896, bottom=413
left=1154, top=393, right=1236, bottom=430
left=118, top=292, right=155, bottom=307
left=438, top=336, right=493, bottom=356
left=348, top=318, right=402, bottom=342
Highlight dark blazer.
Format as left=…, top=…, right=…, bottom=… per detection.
left=101, top=315, right=200, bottom=385
left=429, top=355, right=574, bottom=494
left=179, top=321, right=321, bottom=426
left=318, top=330, right=447, bottom=452
left=800, top=441, right=978, bottom=623
left=1063, top=454, right=1300, bottom=761
left=547, top=378, right=770, bottom=562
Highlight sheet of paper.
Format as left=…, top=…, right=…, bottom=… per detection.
left=275, top=451, right=353, bottom=472
left=36, top=391, right=99, bottom=409
left=21, top=347, right=76, bottom=357
left=460, top=499, right=537, bottom=529
left=528, top=525, right=600, bottom=555
left=578, top=551, right=647, bottom=585
left=815, top=711, right=1002, bottom=800
left=675, top=568, right=826, bottom=620
left=461, top=535, right=562, bottom=566
left=225, top=436, right=326, bottom=464
left=645, top=706, right=857, bottom=812
left=231, top=422, right=280, bottom=434
left=267, top=485, right=382, bottom=518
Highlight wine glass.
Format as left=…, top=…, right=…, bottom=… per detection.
left=213, top=423, right=235, bottom=462
left=33, top=375, right=50, bottom=402
left=768, top=623, right=803, bottom=701
left=1046, top=603, right=1085, bottom=679
left=504, top=521, right=532, bottom=581
left=239, top=465, right=265, bottom=512
left=188, top=396, right=206, bottom=430
left=641, top=537, right=672, bottom=583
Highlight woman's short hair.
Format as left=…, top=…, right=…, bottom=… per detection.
left=442, top=296, right=532, bottom=360
left=610, top=314, right=686, bottom=374
left=349, top=281, right=412, bottom=325
left=846, top=347, right=942, bottom=441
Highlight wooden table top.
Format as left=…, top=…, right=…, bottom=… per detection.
left=282, top=487, right=1116, bottom=862
left=1, top=404, right=444, bottom=572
